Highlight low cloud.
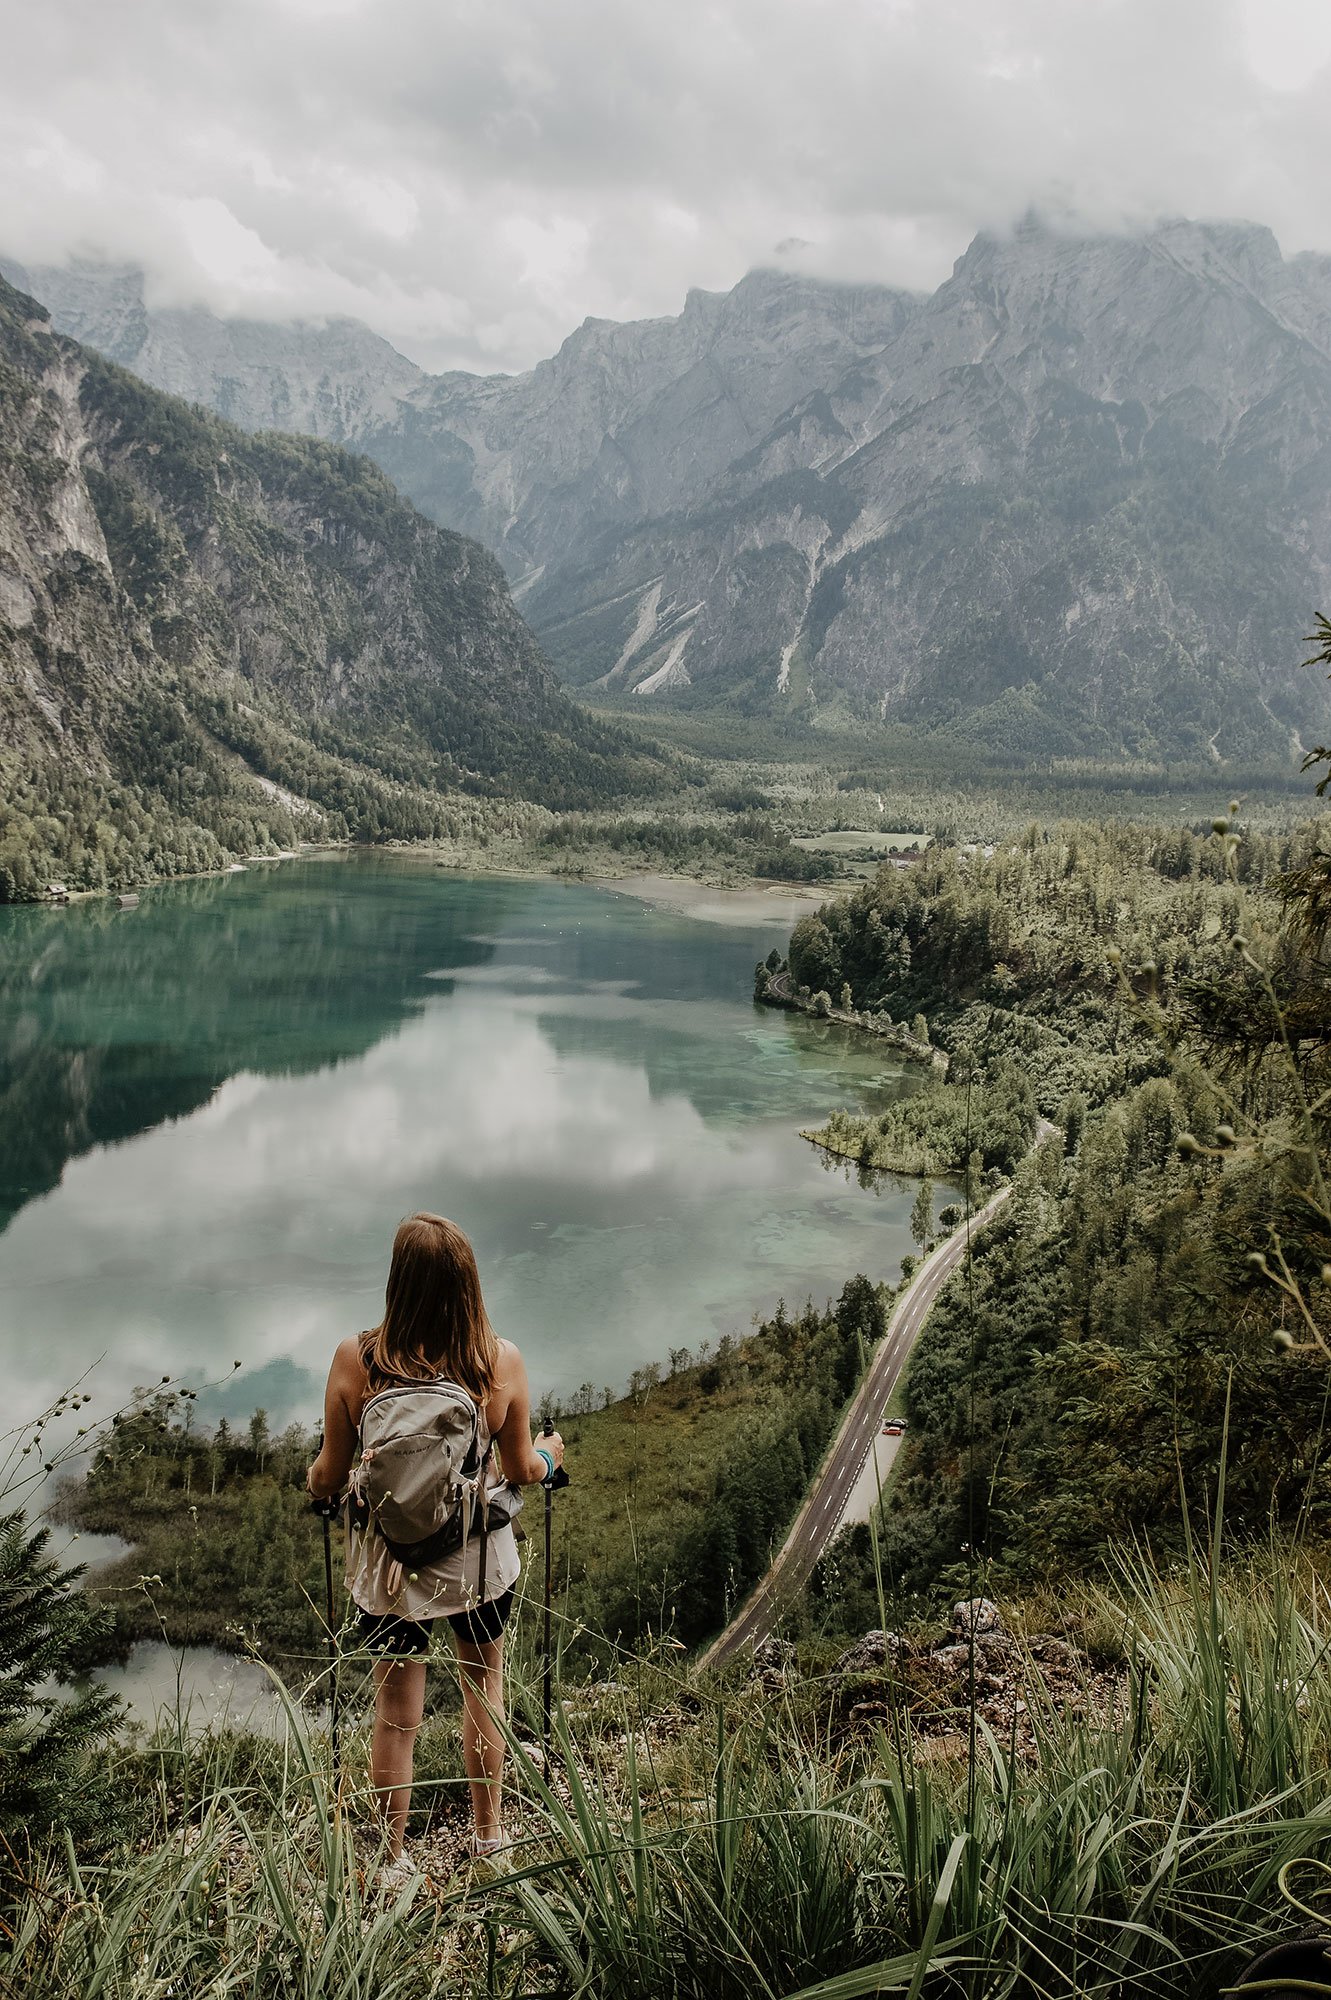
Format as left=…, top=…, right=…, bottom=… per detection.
left=3, top=0, right=1331, bottom=373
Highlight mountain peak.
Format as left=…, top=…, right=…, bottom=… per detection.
left=11, top=223, right=1331, bottom=761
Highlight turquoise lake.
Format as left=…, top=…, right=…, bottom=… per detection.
left=0, top=855, right=926, bottom=1434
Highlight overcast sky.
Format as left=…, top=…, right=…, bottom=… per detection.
left=3, top=0, right=1331, bottom=375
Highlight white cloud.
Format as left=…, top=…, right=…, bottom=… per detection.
left=176, top=198, right=285, bottom=291
left=1238, top=0, right=1331, bottom=91
left=2, top=0, right=1330, bottom=372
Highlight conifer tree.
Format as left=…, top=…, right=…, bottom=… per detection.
left=0, top=1509, right=122, bottom=1847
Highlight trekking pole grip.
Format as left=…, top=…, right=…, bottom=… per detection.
left=540, top=1420, right=570, bottom=1489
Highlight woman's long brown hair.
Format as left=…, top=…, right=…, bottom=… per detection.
left=360, top=1214, right=499, bottom=1401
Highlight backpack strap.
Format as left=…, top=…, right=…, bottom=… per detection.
left=476, top=1439, right=491, bottom=1610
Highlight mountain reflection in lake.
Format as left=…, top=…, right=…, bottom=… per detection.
left=0, top=856, right=926, bottom=1427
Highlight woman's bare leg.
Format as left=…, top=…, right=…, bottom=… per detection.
left=455, top=1635, right=505, bottom=1844
left=370, top=1657, right=427, bottom=1857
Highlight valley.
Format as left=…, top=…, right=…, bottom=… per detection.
left=13, top=783, right=1331, bottom=1997
left=16, top=221, right=1331, bottom=765
left=9, top=207, right=1331, bottom=2000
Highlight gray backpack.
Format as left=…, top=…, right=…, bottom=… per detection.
left=352, top=1378, right=521, bottom=1569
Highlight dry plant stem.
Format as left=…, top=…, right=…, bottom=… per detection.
left=1239, top=915, right=1331, bottom=1356
left=1260, top=1236, right=1331, bottom=1361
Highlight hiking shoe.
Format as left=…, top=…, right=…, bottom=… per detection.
left=468, top=1835, right=512, bottom=1882
left=377, top=1850, right=420, bottom=1895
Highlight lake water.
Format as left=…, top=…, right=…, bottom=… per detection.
left=1, top=854, right=925, bottom=1438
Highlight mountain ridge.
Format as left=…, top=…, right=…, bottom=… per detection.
left=12, top=222, right=1331, bottom=759
left=0, top=272, right=662, bottom=900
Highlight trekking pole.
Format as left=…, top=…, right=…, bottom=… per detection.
left=539, top=1421, right=569, bottom=1766
left=312, top=1495, right=341, bottom=1788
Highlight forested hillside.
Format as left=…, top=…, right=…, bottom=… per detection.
left=0, top=274, right=663, bottom=900
left=786, top=812, right=1331, bottom=1592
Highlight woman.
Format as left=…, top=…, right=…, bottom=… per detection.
left=307, top=1213, right=564, bottom=1878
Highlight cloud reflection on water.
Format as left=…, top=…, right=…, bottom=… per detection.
left=0, top=870, right=919, bottom=1429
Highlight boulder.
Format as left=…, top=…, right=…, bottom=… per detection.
left=749, top=1636, right=797, bottom=1677
left=951, top=1596, right=1004, bottom=1639
left=833, top=1629, right=900, bottom=1676
left=931, top=1643, right=974, bottom=1675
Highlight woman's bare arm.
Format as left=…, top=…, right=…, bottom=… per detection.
left=489, top=1340, right=563, bottom=1485
left=306, top=1337, right=366, bottom=1499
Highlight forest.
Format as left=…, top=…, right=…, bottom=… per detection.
left=788, top=799, right=1331, bottom=1609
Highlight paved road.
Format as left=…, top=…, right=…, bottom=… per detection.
left=696, top=1180, right=1016, bottom=1673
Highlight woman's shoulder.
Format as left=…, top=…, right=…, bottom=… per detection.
left=489, top=1338, right=522, bottom=1390
left=331, top=1334, right=370, bottom=1392
left=485, top=1338, right=525, bottom=1421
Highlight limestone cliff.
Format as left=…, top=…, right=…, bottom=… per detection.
left=19, top=222, right=1331, bottom=759
left=0, top=273, right=660, bottom=898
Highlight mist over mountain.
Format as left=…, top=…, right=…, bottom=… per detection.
left=13, top=219, right=1331, bottom=762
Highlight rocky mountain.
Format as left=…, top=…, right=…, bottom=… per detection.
left=3, top=257, right=916, bottom=581
left=0, top=258, right=425, bottom=440
left=16, top=222, right=1331, bottom=761
left=0, top=272, right=661, bottom=899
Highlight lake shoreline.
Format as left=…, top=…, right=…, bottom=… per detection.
left=35, top=836, right=844, bottom=915
left=757, top=964, right=948, bottom=1070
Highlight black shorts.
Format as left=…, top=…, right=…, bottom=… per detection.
left=355, top=1589, right=515, bottom=1656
